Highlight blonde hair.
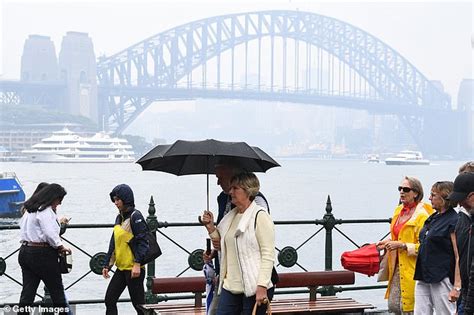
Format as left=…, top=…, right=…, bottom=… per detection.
left=230, top=172, right=260, bottom=201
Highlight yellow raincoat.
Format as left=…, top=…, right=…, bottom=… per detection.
left=384, top=202, right=433, bottom=312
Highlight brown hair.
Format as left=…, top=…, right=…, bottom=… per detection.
left=431, top=181, right=457, bottom=209
left=459, top=161, right=474, bottom=173
left=405, top=176, right=424, bottom=202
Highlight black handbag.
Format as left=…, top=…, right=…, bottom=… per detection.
left=271, top=267, right=279, bottom=284
left=58, top=252, right=72, bottom=274
left=129, top=231, right=162, bottom=265
left=129, top=210, right=163, bottom=265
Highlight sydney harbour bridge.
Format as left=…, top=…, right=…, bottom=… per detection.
left=1, top=10, right=470, bottom=156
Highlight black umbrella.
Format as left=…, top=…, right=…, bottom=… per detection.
left=136, top=139, right=280, bottom=210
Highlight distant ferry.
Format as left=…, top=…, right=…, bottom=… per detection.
left=366, top=154, right=380, bottom=163
left=0, top=172, right=25, bottom=217
left=23, top=128, right=135, bottom=163
left=385, top=150, right=430, bottom=166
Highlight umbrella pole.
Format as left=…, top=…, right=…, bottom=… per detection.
left=207, top=173, right=210, bottom=211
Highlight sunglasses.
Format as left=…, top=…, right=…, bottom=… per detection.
left=398, top=186, right=414, bottom=193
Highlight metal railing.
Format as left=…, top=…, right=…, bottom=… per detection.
left=0, top=195, right=391, bottom=308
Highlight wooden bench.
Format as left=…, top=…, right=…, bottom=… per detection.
left=141, top=270, right=374, bottom=314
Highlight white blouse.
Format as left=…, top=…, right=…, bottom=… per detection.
left=19, top=206, right=63, bottom=248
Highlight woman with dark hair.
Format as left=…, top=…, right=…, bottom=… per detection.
left=377, top=176, right=433, bottom=314
left=102, top=184, right=148, bottom=315
left=413, top=181, right=459, bottom=314
left=201, top=172, right=275, bottom=315
left=18, top=183, right=70, bottom=315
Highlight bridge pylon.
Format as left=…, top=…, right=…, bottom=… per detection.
left=58, top=32, right=98, bottom=123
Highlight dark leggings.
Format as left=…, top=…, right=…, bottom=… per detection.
left=105, top=268, right=145, bottom=315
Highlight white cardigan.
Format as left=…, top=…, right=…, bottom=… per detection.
left=215, top=201, right=274, bottom=297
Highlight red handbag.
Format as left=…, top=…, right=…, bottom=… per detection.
left=340, top=243, right=381, bottom=276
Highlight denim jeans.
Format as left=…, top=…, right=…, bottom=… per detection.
left=458, top=296, right=465, bottom=315
left=216, top=287, right=275, bottom=315
left=104, top=268, right=145, bottom=315
left=18, top=245, right=68, bottom=315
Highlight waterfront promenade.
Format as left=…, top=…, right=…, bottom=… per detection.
left=0, top=160, right=464, bottom=313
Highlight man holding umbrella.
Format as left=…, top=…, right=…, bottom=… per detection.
left=205, top=163, right=270, bottom=315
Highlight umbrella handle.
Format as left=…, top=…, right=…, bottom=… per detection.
left=198, top=215, right=204, bottom=225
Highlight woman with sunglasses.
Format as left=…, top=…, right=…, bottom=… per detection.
left=377, top=176, right=433, bottom=314
left=413, top=181, right=459, bottom=314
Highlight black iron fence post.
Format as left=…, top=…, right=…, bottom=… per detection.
left=323, top=195, right=335, bottom=271
left=145, top=196, right=159, bottom=304
left=321, top=195, right=338, bottom=296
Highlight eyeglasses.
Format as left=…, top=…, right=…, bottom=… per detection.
left=398, top=186, right=414, bottom=193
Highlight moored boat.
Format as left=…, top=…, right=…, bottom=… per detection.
left=0, top=172, right=25, bottom=217
left=385, top=150, right=430, bottom=165
left=22, top=128, right=135, bottom=163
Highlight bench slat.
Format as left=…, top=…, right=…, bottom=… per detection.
left=277, top=271, right=354, bottom=288
left=151, top=271, right=354, bottom=295
left=153, top=276, right=206, bottom=294
left=143, top=297, right=374, bottom=314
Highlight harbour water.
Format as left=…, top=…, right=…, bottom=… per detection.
left=0, top=159, right=465, bottom=313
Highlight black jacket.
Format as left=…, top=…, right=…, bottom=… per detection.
left=456, top=211, right=472, bottom=301
left=459, top=211, right=474, bottom=314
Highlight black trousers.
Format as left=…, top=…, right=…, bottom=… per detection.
left=18, top=245, right=68, bottom=315
left=105, top=268, right=145, bottom=315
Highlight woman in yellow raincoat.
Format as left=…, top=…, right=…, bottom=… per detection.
left=377, top=176, right=433, bottom=314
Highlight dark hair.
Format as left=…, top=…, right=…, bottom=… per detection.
left=33, top=182, right=49, bottom=195
left=21, top=182, right=50, bottom=215
left=23, top=183, right=67, bottom=213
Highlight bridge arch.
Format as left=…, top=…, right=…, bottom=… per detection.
left=97, top=10, right=449, bottom=138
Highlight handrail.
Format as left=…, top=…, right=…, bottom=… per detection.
left=0, top=194, right=391, bottom=309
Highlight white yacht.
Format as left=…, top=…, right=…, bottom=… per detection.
left=23, top=128, right=135, bottom=163
left=366, top=154, right=380, bottom=163
left=385, top=150, right=430, bottom=166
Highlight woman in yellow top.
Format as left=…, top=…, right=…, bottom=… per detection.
left=377, top=176, right=432, bottom=314
left=102, top=184, right=148, bottom=315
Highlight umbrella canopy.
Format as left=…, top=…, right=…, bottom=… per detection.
left=136, top=139, right=280, bottom=210
left=136, top=139, right=280, bottom=175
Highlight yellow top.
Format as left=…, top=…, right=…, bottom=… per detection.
left=113, top=224, right=135, bottom=271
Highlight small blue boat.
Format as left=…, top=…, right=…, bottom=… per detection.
left=0, top=172, right=25, bottom=217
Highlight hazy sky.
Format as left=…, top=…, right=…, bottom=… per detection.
left=1, top=0, right=472, bottom=103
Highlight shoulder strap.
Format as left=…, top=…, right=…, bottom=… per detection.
left=256, top=192, right=270, bottom=213
left=130, top=209, right=150, bottom=234
left=255, top=209, right=265, bottom=229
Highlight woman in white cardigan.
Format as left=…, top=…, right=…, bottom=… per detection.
left=202, top=172, right=275, bottom=315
